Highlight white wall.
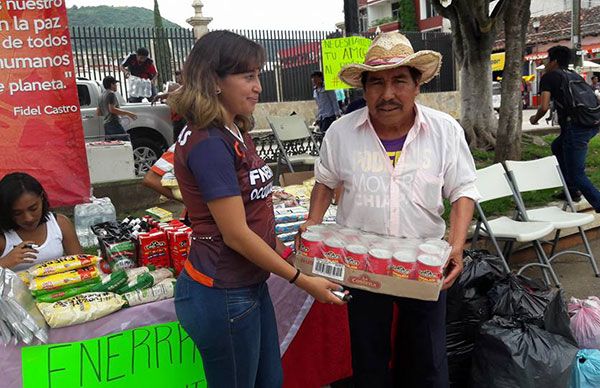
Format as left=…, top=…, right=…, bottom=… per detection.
left=368, top=1, right=392, bottom=25
left=530, top=0, right=569, bottom=17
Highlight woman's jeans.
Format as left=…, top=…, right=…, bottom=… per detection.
left=552, top=124, right=600, bottom=211
left=175, top=271, right=283, bottom=388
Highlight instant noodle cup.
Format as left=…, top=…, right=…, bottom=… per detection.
left=368, top=248, right=392, bottom=275
left=345, top=244, right=368, bottom=270
left=416, top=255, right=443, bottom=282
left=307, top=224, right=334, bottom=239
left=424, top=239, right=449, bottom=251
left=322, top=238, right=346, bottom=264
left=418, top=243, right=443, bottom=257
left=390, top=249, right=417, bottom=279
left=299, top=232, right=324, bottom=259
left=338, top=228, right=362, bottom=244
left=361, top=234, right=384, bottom=247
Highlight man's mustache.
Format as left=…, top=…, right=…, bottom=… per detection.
left=376, top=100, right=402, bottom=109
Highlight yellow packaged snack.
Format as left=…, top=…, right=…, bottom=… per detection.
left=27, top=254, right=101, bottom=277
left=29, top=266, right=99, bottom=291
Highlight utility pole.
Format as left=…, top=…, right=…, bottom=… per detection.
left=572, top=0, right=582, bottom=67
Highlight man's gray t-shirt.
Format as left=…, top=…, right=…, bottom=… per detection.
left=99, top=90, right=120, bottom=125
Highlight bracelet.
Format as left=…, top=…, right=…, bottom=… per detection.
left=289, top=268, right=301, bottom=284
left=281, top=246, right=294, bottom=260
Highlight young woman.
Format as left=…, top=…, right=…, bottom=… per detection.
left=169, top=31, right=345, bottom=387
left=0, top=172, right=82, bottom=271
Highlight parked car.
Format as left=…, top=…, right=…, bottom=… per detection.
left=492, top=81, right=501, bottom=111
left=76, top=79, right=173, bottom=176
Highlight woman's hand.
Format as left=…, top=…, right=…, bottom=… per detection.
left=295, top=274, right=347, bottom=305
left=0, top=241, right=38, bottom=269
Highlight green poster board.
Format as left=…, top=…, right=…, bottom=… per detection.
left=21, top=322, right=206, bottom=388
left=321, top=36, right=372, bottom=90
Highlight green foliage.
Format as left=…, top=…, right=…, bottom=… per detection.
left=444, top=134, right=600, bottom=222
left=67, top=5, right=182, bottom=29
left=398, top=0, right=418, bottom=32
left=370, top=17, right=397, bottom=27
left=153, top=0, right=173, bottom=89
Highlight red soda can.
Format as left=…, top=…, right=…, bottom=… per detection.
left=368, top=248, right=392, bottom=275
left=345, top=244, right=368, bottom=270
left=299, top=232, right=324, bottom=259
left=322, top=238, right=346, bottom=264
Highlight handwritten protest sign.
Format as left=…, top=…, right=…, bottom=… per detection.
left=22, top=322, right=206, bottom=388
left=321, top=36, right=371, bottom=90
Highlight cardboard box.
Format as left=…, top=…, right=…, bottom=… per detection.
left=279, top=171, right=314, bottom=186
left=294, top=254, right=445, bottom=301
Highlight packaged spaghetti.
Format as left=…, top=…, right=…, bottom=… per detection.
left=27, top=255, right=101, bottom=277
left=36, top=292, right=126, bottom=328
left=29, top=266, right=99, bottom=292
left=123, top=278, right=176, bottom=307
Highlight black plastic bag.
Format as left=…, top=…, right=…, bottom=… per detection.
left=488, top=273, right=576, bottom=343
left=446, top=249, right=506, bottom=388
left=471, top=316, right=578, bottom=388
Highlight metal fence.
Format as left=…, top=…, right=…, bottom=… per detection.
left=69, top=27, right=456, bottom=102
left=70, top=26, right=195, bottom=98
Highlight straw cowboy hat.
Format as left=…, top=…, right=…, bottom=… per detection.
left=338, top=31, right=442, bottom=88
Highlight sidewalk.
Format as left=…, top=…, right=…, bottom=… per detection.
left=521, top=108, right=560, bottom=133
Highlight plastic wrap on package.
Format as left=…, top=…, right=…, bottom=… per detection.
left=0, top=267, right=49, bottom=345
left=36, top=292, right=126, bottom=328
left=123, top=278, right=176, bottom=307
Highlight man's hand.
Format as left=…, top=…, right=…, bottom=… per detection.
left=294, top=219, right=318, bottom=252
left=442, top=245, right=464, bottom=290
left=123, top=70, right=130, bottom=79
left=529, top=114, right=538, bottom=125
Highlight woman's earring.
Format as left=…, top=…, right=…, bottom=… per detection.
left=216, top=89, right=222, bottom=95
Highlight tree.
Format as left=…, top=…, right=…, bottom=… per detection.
left=398, top=0, right=418, bottom=32
left=153, top=0, right=172, bottom=90
left=431, top=0, right=508, bottom=149
left=494, top=0, right=530, bottom=161
left=432, top=0, right=531, bottom=159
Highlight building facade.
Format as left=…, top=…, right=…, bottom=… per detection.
left=358, top=0, right=447, bottom=33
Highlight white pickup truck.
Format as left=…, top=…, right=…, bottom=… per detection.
left=76, top=79, right=174, bottom=176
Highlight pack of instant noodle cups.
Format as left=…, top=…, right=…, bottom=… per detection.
left=295, top=224, right=451, bottom=301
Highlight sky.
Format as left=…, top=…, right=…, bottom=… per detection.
left=65, top=0, right=345, bottom=31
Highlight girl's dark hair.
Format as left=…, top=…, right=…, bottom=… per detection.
left=168, top=30, right=265, bottom=132
left=0, top=172, right=50, bottom=231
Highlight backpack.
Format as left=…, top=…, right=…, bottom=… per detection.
left=555, top=69, right=600, bottom=128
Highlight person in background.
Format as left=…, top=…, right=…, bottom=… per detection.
left=530, top=45, right=600, bottom=209
left=142, top=144, right=177, bottom=201
left=167, top=30, right=346, bottom=387
left=335, top=88, right=347, bottom=112
left=591, top=75, right=600, bottom=92
left=0, top=173, right=82, bottom=271
left=311, top=70, right=341, bottom=132
left=151, top=70, right=187, bottom=139
left=121, top=47, right=158, bottom=103
left=97, top=76, right=137, bottom=141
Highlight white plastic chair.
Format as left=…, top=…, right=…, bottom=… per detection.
left=505, top=156, right=599, bottom=278
left=267, top=116, right=318, bottom=181
left=472, top=163, right=559, bottom=286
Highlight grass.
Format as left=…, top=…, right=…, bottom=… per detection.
left=443, top=134, right=600, bottom=221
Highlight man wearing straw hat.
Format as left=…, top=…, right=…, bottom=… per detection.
left=300, top=32, right=480, bottom=387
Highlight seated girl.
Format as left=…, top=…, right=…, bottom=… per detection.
left=0, top=172, right=82, bottom=271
